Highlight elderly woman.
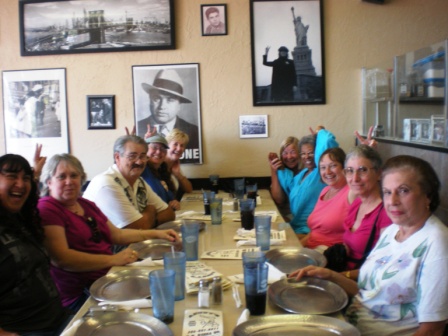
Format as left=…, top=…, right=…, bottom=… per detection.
left=165, top=128, right=193, bottom=199
left=141, top=134, right=180, bottom=210
left=291, top=155, right=448, bottom=336
left=0, top=154, right=69, bottom=336
left=341, top=145, right=391, bottom=278
left=269, top=127, right=339, bottom=237
left=301, top=147, right=355, bottom=250
left=38, top=154, right=179, bottom=311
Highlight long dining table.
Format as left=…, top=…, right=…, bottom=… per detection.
left=63, top=189, right=337, bottom=335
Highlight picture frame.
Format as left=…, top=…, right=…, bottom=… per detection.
left=201, top=4, right=228, bottom=36
left=19, top=0, right=175, bottom=56
left=431, top=115, right=445, bottom=144
left=2, top=68, right=69, bottom=162
left=87, top=95, right=115, bottom=130
left=250, top=0, right=325, bottom=106
left=132, top=63, right=203, bottom=164
left=419, top=119, right=431, bottom=143
left=239, top=115, right=268, bottom=138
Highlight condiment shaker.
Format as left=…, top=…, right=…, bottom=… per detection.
left=210, top=276, right=223, bottom=305
left=198, top=279, right=210, bottom=308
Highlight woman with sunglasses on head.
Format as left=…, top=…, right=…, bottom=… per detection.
left=38, top=154, right=179, bottom=312
left=0, top=154, right=70, bottom=336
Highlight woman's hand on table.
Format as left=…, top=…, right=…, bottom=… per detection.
left=289, top=265, right=333, bottom=281
left=169, top=200, right=181, bottom=211
left=114, top=247, right=140, bottom=265
left=150, top=229, right=179, bottom=242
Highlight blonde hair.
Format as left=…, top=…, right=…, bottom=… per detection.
left=166, top=128, right=189, bottom=145
left=279, top=136, right=299, bottom=156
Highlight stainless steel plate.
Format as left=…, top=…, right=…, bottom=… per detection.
left=129, top=239, right=182, bottom=260
left=74, top=312, right=173, bottom=336
left=155, top=219, right=206, bottom=232
left=90, top=269, right=150, bottom=302
left=233, top=314, right=359, bottom=336
left=265, top=247, right=326, bottom=274
left=268, top=277, right=348, bottom=314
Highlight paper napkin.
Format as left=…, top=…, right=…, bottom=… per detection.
left=97, top=298, right=152, bottom=308
left=128, top=257, right=164, bottom=267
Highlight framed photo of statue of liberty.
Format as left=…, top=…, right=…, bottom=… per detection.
left=250, top=0, right=325, bottom=106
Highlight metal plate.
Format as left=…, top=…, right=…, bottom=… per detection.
left=265, top=247, right=326, bottom=274
left=89, top=269, right=150, bottom=302
left=268, top=277, right=348, bottom=315
left=233, top=314, right=359, bottom=336
left=74, top=312, right=173, bottom=336
left=129, top=239, right=182, bottom=260
left=155, top=219, right=206, bottom=232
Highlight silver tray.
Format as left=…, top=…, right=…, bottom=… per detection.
left=129, top=239, right=182, bottom=260
left=74, top=312, right=173, bottom=336
left=233, top=314, right=359, bottom=336
left=265, top=247, right=326, bottom=274
left=155, top=219, right=206, bottom=232
left=268, top=277, right=348, bottom=315
left=90, top=269, right=150, bottom=302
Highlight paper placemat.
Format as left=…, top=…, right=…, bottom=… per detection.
left=233, top=229, right=286, bottom=241
left=201, top=247, right=260, bottom=260
left=182, top=310, right=223, bottom=336
left=186, top=261, right=226, bottom=294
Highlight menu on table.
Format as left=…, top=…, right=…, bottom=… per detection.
left=200, top=247, right=260, bottom=260
left=182, top=309, right=223, bottom=336
left=233, top=230, right=286, bottom=241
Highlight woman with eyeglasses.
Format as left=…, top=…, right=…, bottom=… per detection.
left=0, top=154, right=71, bottom=336
left=341, top=145, right=391, bottom=279
left=38, top=154, right=179, bottom=311
left=141, top=134, right=181, bottom=210
left=270, top=127, right=339, bottom=238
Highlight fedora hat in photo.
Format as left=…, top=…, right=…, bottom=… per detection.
left=142, top=69, right=192, bottom=103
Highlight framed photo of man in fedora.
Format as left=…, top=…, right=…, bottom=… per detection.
left=132, top=63, right=203, bottom=164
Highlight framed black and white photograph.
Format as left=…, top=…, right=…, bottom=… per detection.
left=2, top=68, right=69, bottom=162
left=250, top=0, right=325, bottom=106
left=87, top=95, right=115, bottom=129
left=431, top=115, right=445, bottom=143
left=132, top=63, right=203, bottom=164
left=20, top=0, right=175, bottom=56
left=201, top=4, right=227, bottom=36
left=239, top=115, right=268, bottom=138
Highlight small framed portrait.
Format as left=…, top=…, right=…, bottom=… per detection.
left=431, top=115, right=445, bottom=144
left=87, top=95, right=115, bottom=129
left=419, top=119, right=431, bottom=143
left=239, top=115, right=268, bottom=138
left=201, top=4, right=227, bottom=36
left=410, top=119, right=421, bottom=141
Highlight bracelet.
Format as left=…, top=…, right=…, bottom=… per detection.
left=345, top=271, right=351, bottom=279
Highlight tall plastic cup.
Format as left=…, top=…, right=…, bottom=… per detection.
left=239, top=199, right=255, bottom=230
left=149, top=269, right=175, bottom=323
left=210, top=198, right=223, bottom=225
left=255, top=215, right=271, bottom=251
left=243, top=262, right=268, bottom=316
left=181, top=222, right=200, bottom=261
left=163, top=251, right=186, bottom=301
left=203, top=191, right=215, bottom=215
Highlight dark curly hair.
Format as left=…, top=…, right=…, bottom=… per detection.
left=0, top=154, right=44, bottom=242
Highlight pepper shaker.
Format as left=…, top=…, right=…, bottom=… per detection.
left=210, top=276, right=223, bottom=305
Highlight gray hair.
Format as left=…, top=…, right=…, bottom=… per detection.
left=299, top=134, right=316, bottom=150
left=345, top=145, right=382, bottom=170
left=113, top=135, right=148, bottom=162
left=40, top=153, right=87, bottom=196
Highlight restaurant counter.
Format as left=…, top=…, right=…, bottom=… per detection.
left=63, top=189, right=340, bottom=335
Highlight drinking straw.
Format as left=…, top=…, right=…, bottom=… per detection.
left=171, top=245, right=175, bottom=257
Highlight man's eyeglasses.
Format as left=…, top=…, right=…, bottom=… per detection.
left=148, top=144, right=167, bottom=153
left=85, top=217, right=103, bottom=243
left=124, top=153, right=148, bottom=162
left=343, top=166, right=376, bottom=177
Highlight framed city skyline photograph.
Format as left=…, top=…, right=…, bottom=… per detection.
left=2, top=68, right=69, bottom=163
left=132, top=63, right=203, bottom=164
left=250, top=0, right=325, bottom=106
left=239, top=115, right=268, bottom=138
left=87, top=95, right=115, bottom=130
left=201, top=4, right=228, bottom=36
left=20, top=0, right=175, bottom=56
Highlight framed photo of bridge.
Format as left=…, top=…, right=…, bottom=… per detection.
left=19, top=0, right=175, bottom=56
left=250, top=0, right=325, bottom=106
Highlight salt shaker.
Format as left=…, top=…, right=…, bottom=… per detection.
left=198, top=279, right=210, bottom=308
left=210, top=276, right=223, bottom=305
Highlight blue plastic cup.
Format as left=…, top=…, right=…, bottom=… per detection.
left=255, top=215, right=272, bottom=251
left=246, top=184, right=258, bottom=207
left=163, top=251, right=186, bottom=301
left=181, top=222, right=199, bottom=261
left=242, top=250, right=266, bottom=267
left=203, top=191, right=215, bottom=215
left=239, top=199, right=255, bottom=230
left=149, top=269, right=175, bottom=323
left=210, top=198, right=223, bottom=225
left=243, top=262, right=268, bottom=315
left=233, top=178, right=245, bottom=199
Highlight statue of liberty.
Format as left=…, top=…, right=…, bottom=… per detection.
left=291, top=7, right=309, bottom=47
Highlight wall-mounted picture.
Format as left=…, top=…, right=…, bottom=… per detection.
left=132, top=63, right=203, bottom=164
left=2, top=68, right=69, bottom=162
left=239, top=115, right=268, bottom=138
left=250, top=0, right=325, bottom=106
left=201, top=4, right=227, bottom=36
left=87, top=95, right=115, bottom=129
left=431, top=115, right=445, bottom=143
left=20, top=0, right=175, bottom=56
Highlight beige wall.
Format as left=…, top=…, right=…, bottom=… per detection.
left=1, top=0, right=448, bottom=180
